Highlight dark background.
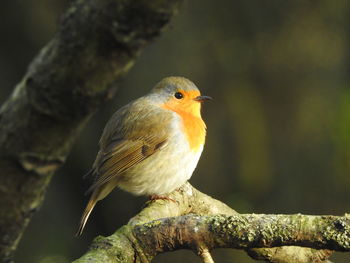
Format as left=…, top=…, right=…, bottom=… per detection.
left=1, top=1, right=349, bottom=262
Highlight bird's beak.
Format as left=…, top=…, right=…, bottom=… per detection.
left=194, top=95, right=213, bottom=102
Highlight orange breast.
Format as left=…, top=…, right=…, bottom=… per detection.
left=177, top=111, right=206, bottom=151
left=161, top=104, right=206, bottom=151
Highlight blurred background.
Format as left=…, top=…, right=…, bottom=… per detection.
left=1, top=0, right=349, bottom=262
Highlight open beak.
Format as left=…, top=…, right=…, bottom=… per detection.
left=194, top=95, right=213, bottom=102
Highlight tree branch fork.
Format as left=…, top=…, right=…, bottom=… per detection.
left=74, top=183, right=349, bottom=263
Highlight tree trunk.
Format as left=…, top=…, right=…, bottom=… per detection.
left=0, top=1, right=183, bottom=262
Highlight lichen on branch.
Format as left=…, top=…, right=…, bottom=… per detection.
left=74, top=183, right=347, bottom=263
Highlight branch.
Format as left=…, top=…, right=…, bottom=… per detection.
left=74, top=183, right=344, bottom=263
left=0, top=0, right=183, bottom=262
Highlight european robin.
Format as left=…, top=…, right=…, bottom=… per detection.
left=76, top=76, right=211, bottom=235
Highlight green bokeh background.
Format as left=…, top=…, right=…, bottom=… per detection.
left=1, top=1, right=349, bottom=262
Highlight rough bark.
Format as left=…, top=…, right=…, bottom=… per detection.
left=74, top=183, right=344, bottom=263
left=0, top=0, right=183, bottom=262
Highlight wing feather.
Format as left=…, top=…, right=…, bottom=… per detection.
left=85, top=100, right=173, bottom=194
left=86, top=136, right=167, bottom=193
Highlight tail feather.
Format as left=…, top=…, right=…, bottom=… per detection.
left=76, top=183, right=115, bottom=236
left=76, top=196, right=97, bottom=236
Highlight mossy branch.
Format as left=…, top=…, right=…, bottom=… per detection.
left=0, top=0, right=183, bottom=262
left=74, top=183, right=346, bottom=263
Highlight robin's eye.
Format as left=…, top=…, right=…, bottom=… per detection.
left=174, top=92, right=184, bottom=99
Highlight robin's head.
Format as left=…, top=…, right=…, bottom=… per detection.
left=149, top=76, right=212, bottom=117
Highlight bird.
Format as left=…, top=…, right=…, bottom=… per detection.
left=76, top=76, right=211, bottom=235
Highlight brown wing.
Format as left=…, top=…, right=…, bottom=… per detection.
left=85, top=98, right=173, bottom=194
left=77, top=97, right=175, bottom=235
left=86, top=135, right=166, bottom=193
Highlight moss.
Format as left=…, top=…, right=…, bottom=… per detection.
left=322, top=217, right=350, bottom=250
left=141, top=219, right=163, bottom=229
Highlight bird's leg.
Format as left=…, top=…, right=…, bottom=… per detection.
left=149, top=195, right=177, bottom=203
